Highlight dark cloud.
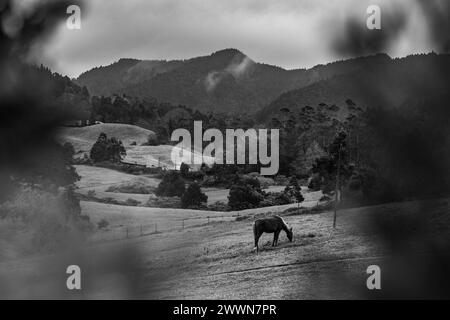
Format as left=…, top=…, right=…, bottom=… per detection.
left=332, top=5, right=408, bottom=56
left=416, top=0, right=450, bottom=53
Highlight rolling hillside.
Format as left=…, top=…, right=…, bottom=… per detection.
left=58, top=123, right=156, bottom=154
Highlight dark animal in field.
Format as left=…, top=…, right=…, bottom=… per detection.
left=253, top=216, right=293, bottom=252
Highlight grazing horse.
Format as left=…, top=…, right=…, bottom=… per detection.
left=253, top=216, right=293, bottom=252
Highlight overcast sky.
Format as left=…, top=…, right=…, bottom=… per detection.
left=38, top=0, right=435, bottom=78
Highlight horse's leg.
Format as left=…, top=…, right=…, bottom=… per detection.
left=274, top=230, right=281, bottom=246
left=254, top=229, right=262, bottom=252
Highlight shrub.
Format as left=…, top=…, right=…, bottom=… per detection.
left=207, top=201, right=229, bottom=212
left=228, top=184, right=264, bottom=210
left=284, top=176, right=304, bottom=203
left=155, top=171, right=185, bottom=197
left=187, top=170, right=205, bottom=181
left=125, top=198, right=140, bottom=206
left=180, top=162, right=190, bottom=178
left=181, top=183, right=208, bottom=208
left=105, top=179, right=155, bottom=194
left=308, top=174, right=322, bottom=191
left=259, top=192, right=291, bottom=207
left=90, top=133, right=126, bottom=163
left=97, top=219, right=109, bottom=229
left=143, top=134, right=159, bottom=146
left=146, top=195, right=181, bottom=208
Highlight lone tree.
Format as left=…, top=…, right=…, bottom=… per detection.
left=180, top=162, right=190, bottom=178
left=181, top=182, right=207, bottom=208
left=155, top=171, right=185, bottom=197
left=310, top=131, right=352, bottom=228
left=284, top=176, right=304, bottom=213
left=90, top=133, right=126, bottom=163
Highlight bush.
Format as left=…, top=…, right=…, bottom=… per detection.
left=105, top=179, right=155, bottom=194
left=308, top=174, right=322, bottom=191
left=143, top=134, right=159, bottom=146
left=207, top=201, right=229, bottom=212
left=180, top=162, right=190, bottom=178
left=125, top=198, right=140, bottom=206
left=284, top=176, right=304, bottom=203
left=90, top=133, right=126, bottom=163
left=97, top=219, right=109, bottom=229
left=155, top=171, right=185, bottom=197
left=181, top=183, right=208, bottom=208
left=228, top=184, right=264, bottom=210
left=187, top=170, right=205, bottom=181
left=146, top=195, right=181, bottom=208
left=259, top=192, right=291, bottom=207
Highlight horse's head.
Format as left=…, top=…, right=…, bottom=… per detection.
left=287, top=227, right=293, bottom=242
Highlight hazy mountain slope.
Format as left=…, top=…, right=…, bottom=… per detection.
left=259, top=53, right=450, bottom=122
left=76, top=58, right=184, bottom=97
left=76, top=49, right=391, bottom=114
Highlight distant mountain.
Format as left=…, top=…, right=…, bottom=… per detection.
left=76, top=49, right=391, bottom=114
left=258, top=53, right=450, bottom=123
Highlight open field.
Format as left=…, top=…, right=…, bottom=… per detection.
left=123, top=145, right=215, bottom=170
left=74, top=165, right=314, bottom=206
left=3, top=196, right=450, bottom=299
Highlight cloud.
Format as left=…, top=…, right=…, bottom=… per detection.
left=204, top=54, right=254, bottom=92
left=35, top=0, right=443, bottom=78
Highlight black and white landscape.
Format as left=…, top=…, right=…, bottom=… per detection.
left=1, top=0, right=450, bottom=300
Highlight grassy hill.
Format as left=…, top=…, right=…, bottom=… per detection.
left=58, top=123, right=156, bottom=154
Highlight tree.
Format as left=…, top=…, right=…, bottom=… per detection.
left=180, top=162, right=190, bottom=178
left=181, top=182, right=207, bottom=208
left=90, top=133, right=108, bottom=162
left=90, top=133, right=126, bottom=163
left=309, top=131, right=353, bottom=227
left=108, top=137, right=126, bottom=163
left=155, top=171, right=185, bottom=197
left=284, top=176, right=304, bottom=202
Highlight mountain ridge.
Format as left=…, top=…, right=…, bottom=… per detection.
left=76, top=49, right=391, bottom=114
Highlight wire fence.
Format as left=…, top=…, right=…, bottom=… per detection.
left=88, top=213, right=244, bottom=243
